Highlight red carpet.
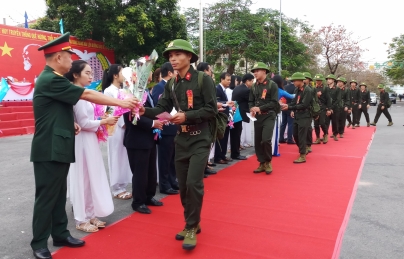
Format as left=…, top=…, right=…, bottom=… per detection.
left=54, top=127, right=375, bottom=259
left=0, top=101, right=34, bottom=137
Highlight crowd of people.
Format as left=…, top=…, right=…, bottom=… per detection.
left=29, top=33, right=395, bottom=259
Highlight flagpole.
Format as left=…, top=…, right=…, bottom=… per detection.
left=199, top=0, right=203, bottom=62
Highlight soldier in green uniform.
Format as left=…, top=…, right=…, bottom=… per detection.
left=303, top=72, right=315, bottom=153
left=347, top=80, right=361, bottom=129
left=358, top=82, right=371, bottom=127
left=370, top=84, right=394, bottom=126
left=139, top=39, right=217, bottom=250
left=30, top=33, right=137, bottom=259
left=325, top=74, right=341, bottom=141
left=313, top=74, right=331, bottom=144
left=248, top=62, right=279, bottom=174
left=282, top=72, right=313, bottom=163
left=336, top=77, right=350, bottom=137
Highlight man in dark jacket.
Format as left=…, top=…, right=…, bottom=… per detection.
left=280, top=80, right=296, bottom=144
left=370, top=84, right=393, bottom=126
left=357, top=82, right=371, bottom=127
left=231, top=74, right=254, bottom=159
left=151, top=62, right=179, bottom=195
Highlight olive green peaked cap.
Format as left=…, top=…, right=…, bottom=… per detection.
left=38, top=32, right=74, bottom=54
left=314, top=74, right=325, bottom=81
left=162, top=39, right=198, bottom=63
left=326, top=74, right=337, bottom=80
left=337, top=77, right=347, bottom=83
left=290, top=72, right=306, bottom=81
left=251, top=62, right=270, bottom=73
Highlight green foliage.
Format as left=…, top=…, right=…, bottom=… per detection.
left=184, top=0, right=312, bottom=75
left=29, top=17, right=59, bottom=32
left=39, top=0, right=186, bottom=66
left=385, top=34, right=404, bottom=85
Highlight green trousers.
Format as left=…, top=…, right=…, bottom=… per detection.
left=31, top=162, right=71, bottom=250
left=254, top=112, right=276, bottom=163
left=293, top=117, right=312, bottom=154
left=174, top=127, right=211, bottom=229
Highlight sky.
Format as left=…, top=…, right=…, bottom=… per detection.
left=1, top=0, right=400, bottom=67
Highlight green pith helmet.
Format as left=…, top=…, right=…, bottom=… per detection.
left=377, top=84, right=385, bottom=89
left=251, top=62, right=270, bottom=74
left=314, top=74, right=325, bottom=81
left=360, top=82, right=367, bottom=87
left=326, top=74, right=337, bottom=80
left=162, top=39, right=198, bottom=63
left=350, top=79, right=358, bottom=85
left=290, top=72, right=306, bottom=81
left=337, top=77, right=347, bottom=83
left=303, top=72, right=313, bottom=81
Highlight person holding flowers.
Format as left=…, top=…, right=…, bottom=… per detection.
left=102, top=65, right=133, bottom=200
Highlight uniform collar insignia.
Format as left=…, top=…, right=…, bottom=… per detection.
left=53, top=71, right=63, bottom=77
left=185, top=72, right=192, bottom=81
left=263, top=81, right=267, bottom=85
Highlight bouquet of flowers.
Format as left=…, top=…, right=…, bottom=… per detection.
left=93, top=104, right=108, bottom=142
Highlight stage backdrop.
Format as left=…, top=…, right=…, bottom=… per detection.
left=0, top=24, right=115, bottom=101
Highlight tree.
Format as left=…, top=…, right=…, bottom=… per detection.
left=302, top=24, right=365, bottom=75
left=385, top=34, right=404, bottom=85
left=29, top=17, right=59, bottom=32
left=184, top=0, right=313, bottom=75
left=38, top=0, right=186, bottom=65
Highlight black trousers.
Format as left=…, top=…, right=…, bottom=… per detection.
left=214, top=126, right=230, bottom=161
left=325, top=108, right=339, bottom=135
left=31, top=162, right=71, bottom=250
left=374, top=105, right=392, bottom=123
left=293, top=118, right=311, bottom=155
left=230, top=121, right=243, bottom=158
left=127, top=146, right=157, bottom=208
left=358, top=104, right=370, bottom=123
left=351, top=103, right=360, bottom=125
left=307, top=121, right=313, bottom=147
left=158, top=135, right=178, bottom=192
left=338, top=108, right=347, bottom=134
left=314, top=109, right=327, bottom=137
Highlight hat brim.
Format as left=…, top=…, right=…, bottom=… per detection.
left=305, top=77, right=313, bottom=81
left=163, top=48, right=198, bottom=63
left=291, top=78, right=306, bottom=81
left=251, top=68, right=270, bottom=74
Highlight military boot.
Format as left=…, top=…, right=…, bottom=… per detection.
left=313, top=138, right=321, bottom=144
left=367, top=122, right=370, bottom=127
left=346, top=123, right=351, bottom=128
left=333, top=135, right=338, bottom=141
left=352, top=125, right=356, bottom=129
left=388, top=121, right=394, bottom=126
left=253, top=163, right=265, bottom=173
left=355, top=124, right=360, bottom=127
left=293, top=154, right=306, bottom=163
left=182, top=227, right=198, bottom=250
left=264, top=162, right=273, bottom=175
left=306, top=146, right=312, bottom=154
left=323, top=134, right=329, bottom=144
left=370, top=122, right=376, bottom=126
left=176, top=224, right=201, bottom=240
left=339, top=134, right=344, bottom=138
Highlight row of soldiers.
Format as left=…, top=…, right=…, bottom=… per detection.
left=279, top=72, right=393, bottom=164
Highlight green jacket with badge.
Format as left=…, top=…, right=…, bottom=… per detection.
left=30, top=65, right=85, bottom=163
left=248, top=76, right=279, bottom=114
left=289, top=85, right=313, bottom=122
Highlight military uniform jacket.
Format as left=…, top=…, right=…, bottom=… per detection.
left=289, top=85, right=313, bottom=122
left=360, top=90, right=371, bottom=105
left=329, top=85, right=341, bottom=110
left=340, top=87, right=350, bottom=109
left=143, top=66, right=218, bottom=125
left=30, top=66, right=85, bottom=163
left=349, top=87, right=361, bottom=105
left=379, top=91, right=389, bottom=106
left=315, top=85, right=331, bottom=110
left=248, top=76, right=279, bottom=113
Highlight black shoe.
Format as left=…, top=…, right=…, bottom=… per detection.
left=232, top=155, right=247, bottom=160
left=33, top=248, right=52, bottom=259
left=172, top=185, right=179, bottom=191
left=224, top=157, right=233, bottom=162
left=146, top=198, right=163, bottom=206
left=204, top=174, right=209, bottom=178
left=160, top=188, right=179, bottom=195
left=287, top=141, right=296, bottom=144
left=207, top=162, right=217, bottom=167
left=133, top=204, right=151, bottom=214
left=205, top=167, right=217, bottom=175
left=53, top=236, right=85, bottom=247
left=214, top=159, right=228, bottom=164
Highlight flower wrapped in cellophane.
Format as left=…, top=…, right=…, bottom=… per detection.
left=93, top=103, right=108, bottom=142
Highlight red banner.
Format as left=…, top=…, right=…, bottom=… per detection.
left=0, top=24, right=115, bottom=101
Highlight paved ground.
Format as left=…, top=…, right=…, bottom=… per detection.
left=0, top=104, right=403, bottom=259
